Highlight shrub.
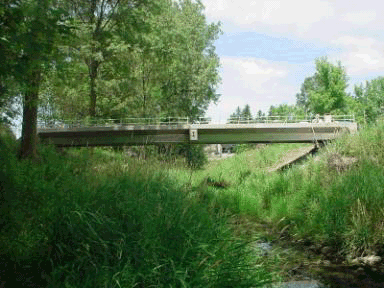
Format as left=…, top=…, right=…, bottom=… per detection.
left=184, top=144, right=208, bottom=169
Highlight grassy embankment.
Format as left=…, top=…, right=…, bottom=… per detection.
left=2, top=121, right=382, bottom=287
left=0, top=131, right=279, bottom=287
left=179, top=123, right=384, bottom=261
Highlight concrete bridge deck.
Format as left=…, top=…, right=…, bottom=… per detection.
left=37, top=121, right=357, bottom=147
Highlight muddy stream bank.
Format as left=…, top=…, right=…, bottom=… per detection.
left=230, top=215, right=384, bottom=288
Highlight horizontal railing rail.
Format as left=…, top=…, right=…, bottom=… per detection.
left=37, top=117, right=212, bottom=129
left=226, top=114, right=355, bottom=124
left=37, top=114, right=355, bottom=130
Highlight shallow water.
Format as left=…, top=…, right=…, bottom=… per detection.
left=272, top=280, right=325, bottom=288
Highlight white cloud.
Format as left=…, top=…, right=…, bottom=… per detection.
left=329, top=36, right=384, bottom=75
left=220, top=57, right=289, bottom=92
left=341, top=11, right=376, bottom=25
left=206, top=57, right=297, bottom=122
left=203, top=0, right=334, bottom=31
left=331, top=36, right=378, bottom=48
left=222, top=57, right=287, bottom=77
left=354, top=53, right=380, bottom=65
left=333, top=51, right=384, bottom=75
left=203, top=0, right=384, bottom=41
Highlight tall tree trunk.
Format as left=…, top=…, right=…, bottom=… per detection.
left=19, top=69, right=41, bottom=159
left=88, top=59, right=99, bottom=117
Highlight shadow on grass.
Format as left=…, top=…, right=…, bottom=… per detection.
left=0, top=139, right=274, bottom=287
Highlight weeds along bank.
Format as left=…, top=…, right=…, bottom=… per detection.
left=190, top=123, right=384, bottom=260
left=2, top=122, right=381, bottom=286
left=0, top=134, right=277, bottom=287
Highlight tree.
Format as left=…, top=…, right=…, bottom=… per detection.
left=241, top=104, right=252, bottom=120
left=12, top=0, right=69, bottom=158
left=155, top=0, right=221, bottom=119
left=63, top=0, right=153, bottom=117
left=295, top=75, right=317, bottom=109
left=47, top=0, right=221, bottom=121
left=228, top=105, right=254, bottom=123
left=228, top=106, right=241, bottom=123
left=268, top=104, right=304, bottom=117
left=0, top=0, right=23, bottom=124
left=352, top=77, right=384, bottom=123
left=256, top=109, right=264, bottom=119
left=307, top=57, right=348, bottom=114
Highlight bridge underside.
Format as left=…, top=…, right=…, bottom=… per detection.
left=37, top=123, right=357, bottom=147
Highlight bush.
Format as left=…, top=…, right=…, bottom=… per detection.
left=183, top=144, right=208, bottom=169
left=155, top=144, right=208, bottom=169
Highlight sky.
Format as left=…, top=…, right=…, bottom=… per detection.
left=202, top=0, right=384, bottom=122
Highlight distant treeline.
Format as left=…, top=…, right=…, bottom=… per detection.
left=229, top=57, right=384, bottom=124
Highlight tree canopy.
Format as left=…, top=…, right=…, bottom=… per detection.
left=2, top=0, right=222, bottom=158
left=1, top=0, right=70, bottom=158
left=352, top=77, right=384, bottom=123
left=44, top=0, right=222, bottom=121
left=228, top=105, right=254, bottom=123
left=306, top=57, right=349, bottom=114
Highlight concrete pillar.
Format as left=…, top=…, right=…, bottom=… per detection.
left=217, top=144, right=222, bottom=156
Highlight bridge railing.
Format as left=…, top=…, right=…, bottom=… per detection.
left=37, top=117, right=213, bottom=129
left=226, top=114, right=355, bottom=124
left=37, top=114, right=355, bottom=129
left=330, top=115, right=355, bottom=122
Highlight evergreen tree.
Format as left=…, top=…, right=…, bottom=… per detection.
left=228, top=106, right=242, bottom=123
left=241, top=104, right=252, bottom=120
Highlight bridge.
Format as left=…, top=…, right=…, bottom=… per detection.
left=37, top=115, right=357, bottom=147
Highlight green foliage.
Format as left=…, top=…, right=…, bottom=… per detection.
left=148, top=0, right=222, bottom=119
left=352, top=77, right=384, bottom=123
left=0, top=137, right=274, bottom=287
left=295, top=75, right=317, bottom=109
left=0, top=1, right=23, bottom=122
left=3, top=0, right=72, bottom=158
left=307, top=57, right=349, bottom=114
left=194, top=123, right=384, bottom=258
left=0, top=0, right=222, bottom=157
left=232, top=143, right=258, bottom=154
left=228, top=106, right=242, bottom=122
left=44, top=0, right=222, bottom=120
left=241, top=104, right=252, bottom=120
left=257, top=109, right=265, bottom=118
left=228, top=105, right=253, bottom=122
left=180, top=144, right=208, bottom=169
left=268, top=104, right=305, bottom=117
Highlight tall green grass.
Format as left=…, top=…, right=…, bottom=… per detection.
left=190, top=124, right=384, bottom=258
left=0, top=139, right=275, bottom=287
